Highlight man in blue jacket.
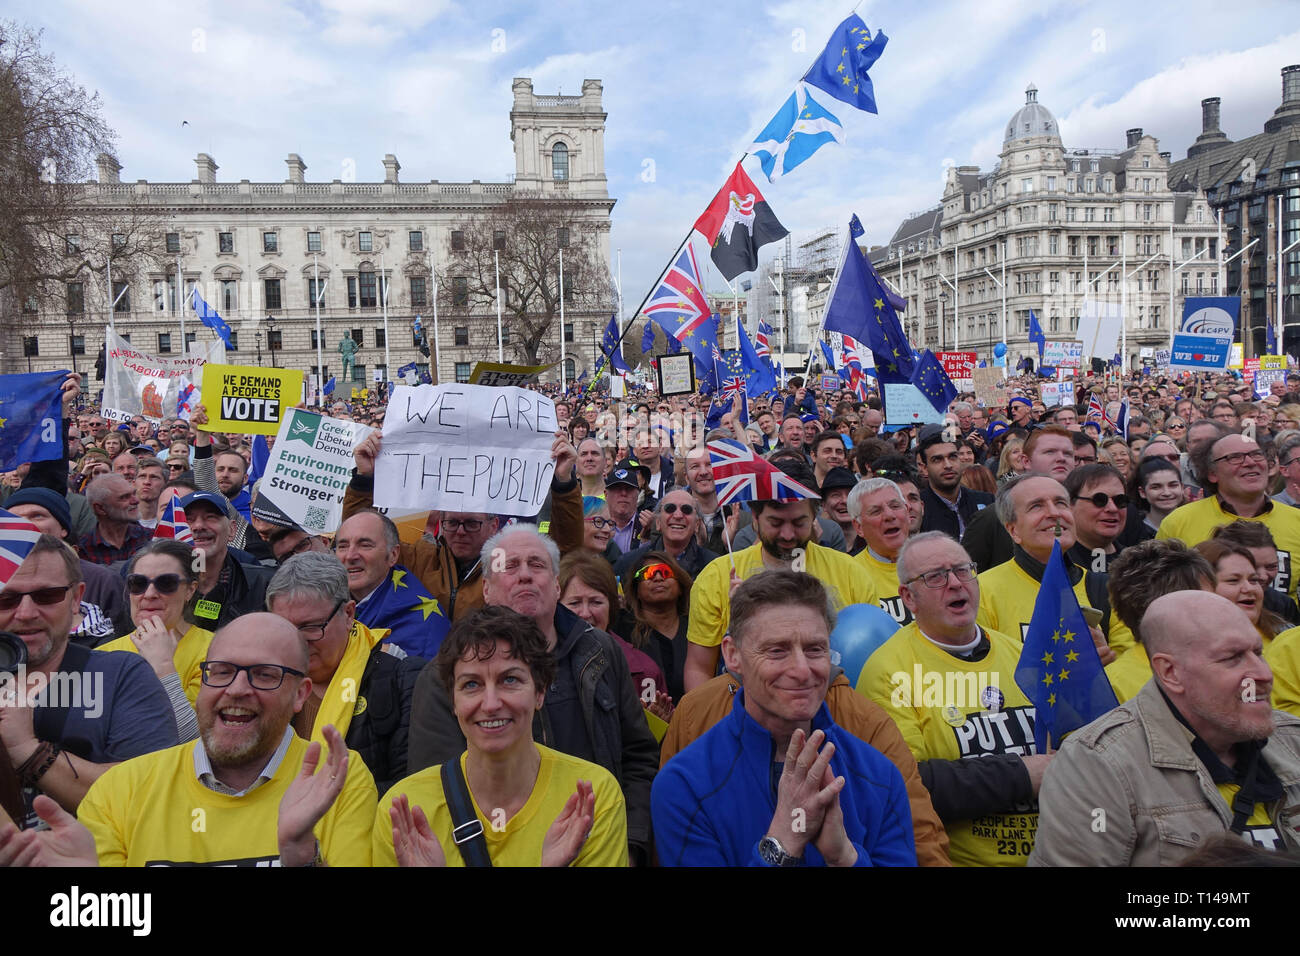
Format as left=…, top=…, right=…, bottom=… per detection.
left=653, top=569, right=917, bottom=866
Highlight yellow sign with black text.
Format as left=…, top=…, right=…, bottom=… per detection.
left=198, top=363, right=305, bottom=436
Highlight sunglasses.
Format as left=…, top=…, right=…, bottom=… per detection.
left=0, top=585, right=72, bottom=611
left=126, top=573, right=184, bottom=595
left=661, top=502, right=695, bottom=516
left=1076, top=492, right=1129, bottom=509
left=634, top=562, right=674, bottom=582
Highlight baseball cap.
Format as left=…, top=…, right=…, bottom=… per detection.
left=819, top=467, right=857, bottom=494
left=178, top=491, right=230, bottom=516
left=128, top=444, right=158, bottom=457
left=606, top=461, right=642, bottom=490
left=800, top=413, right=820, bottom=424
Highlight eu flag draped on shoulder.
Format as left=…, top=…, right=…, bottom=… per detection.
left=803, top=14, right=889, bottom=114
left=0, top=371, right=66, bottom=472
left=599, top=314, right=632, bottom=375
left=751, top=83, right=845, bottom=182
left=693, top=163, right=789, bottom=281
left=1028, top=310, right=1046, bottom=361
left=189, top=287, right=235, bottom=349
left=1015, top=540, right=1118, bottom=751
left=911, top=350, right=959, bottom=415
left=822, top=216, right=914, bottom=384
left=354, top=565, right=449, bottom=660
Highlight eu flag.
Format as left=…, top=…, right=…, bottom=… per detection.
left=819, top=340, right=838, bottom=373
left=802, top=14, right=889, bottom=114
left=600, top=314, right=632, bottom=375
left=1267, top=322, right=1278, bottom=354
left=911, top=350, right=958, bottom=414
left=735, top=316, right=776, bottom=396
left=323, top=376, right=336, bottom=395
left=189, top=287, right=235, bottom=350
left=823, top=219, right=914, bottom=384
left=0, top=371, right=66, bottom=472
left=1015, top=541, right=1118, bottom=751
left=1028, top=310, right=1046, bottom=360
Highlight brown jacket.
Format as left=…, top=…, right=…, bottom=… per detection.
left=341, top=473, right=584, bottom=621
left=660, top=672, right=951, bottom=867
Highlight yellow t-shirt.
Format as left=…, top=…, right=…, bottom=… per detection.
left=1265, top=625, right=1300, bottom=719
left=372, top=744, right=627, bottom=867
left=975, top=559, right=1136, bottom=657
left=1158, top=496, right=1300, bottom=600
left=1104, top=645, right=1151, bottom=703
left=854, top=549, right=913, bottom=626
left=78, top=734, right=377, bottom=866
left=857, top=622, right=1038, bottom=867
left=1216, top=783, right=1287, bottom=851
left=688, top=542, right=876, bottom=648
left=97, top=624, right=214, bottom=705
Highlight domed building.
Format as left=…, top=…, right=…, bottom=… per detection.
left=868, top=82, right=1221, bottom=373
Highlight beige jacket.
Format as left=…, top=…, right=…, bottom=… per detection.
left=1030, top=680, right=1300, bottom=866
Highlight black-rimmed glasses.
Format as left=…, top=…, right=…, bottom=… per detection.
left=199, top=660, right=306, bottom=690
left=294, top=598, right=345, bottom=642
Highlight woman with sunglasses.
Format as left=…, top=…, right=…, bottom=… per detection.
left=97, top=539, right=210, bottom=742
left=582, top=495, right=619, bottom=562
left=616, top=550, right=692, bottom=708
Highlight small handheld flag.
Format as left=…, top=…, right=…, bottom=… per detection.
left=707, top=439, right=820, bottom=506
left=154, top=493, right=194, bottom=543
left=0, top=508, right=43, bottom=590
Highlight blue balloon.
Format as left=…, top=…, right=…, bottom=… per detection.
left=993, top=341, right=1008, bottom=358
left=830, top=603, right=902, bottom=687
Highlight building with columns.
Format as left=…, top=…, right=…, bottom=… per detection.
left=5, top=78, right=614, bottom=390
left=868, top=83, right=1220, bottom=370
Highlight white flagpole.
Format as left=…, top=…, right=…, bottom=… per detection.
left=106, top=252, right=116, bottom=334
left=559, top=246, right=567, bottom=390
left=494, top=250, right=504, bottom=362
left=313, top=254, right=324, bottom=404
left=431, top=271, right=441, bottom=384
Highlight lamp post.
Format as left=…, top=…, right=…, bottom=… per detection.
left=266, top=315, right=279, bottom=368
left=938, top=290, right=948, bottom=350
left=588, top=320, right=598, bottom=376
left=255, top=331, right=263, bottom=367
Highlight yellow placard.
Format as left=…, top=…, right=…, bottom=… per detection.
left=469, top=361, right=555, bottom=387
left=1229, top=343, right=1244, bottom=369
left=197, top=363, right=305, bottom=436
left=1260, top=355, right=1286, bottom=370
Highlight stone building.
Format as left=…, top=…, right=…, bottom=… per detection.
left=5, top=78, right=614, bottom=391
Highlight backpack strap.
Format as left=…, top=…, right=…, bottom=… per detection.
left=1229, top=745, right=1262, bottom=836
left=439, top=758, right=493, bottom=867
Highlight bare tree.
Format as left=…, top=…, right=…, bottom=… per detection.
left=438, top=193, right=613, bottom=367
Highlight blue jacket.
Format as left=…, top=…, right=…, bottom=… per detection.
left=652, top=691, right=917, bottom=866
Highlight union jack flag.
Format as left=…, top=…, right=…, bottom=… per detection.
left=722, top=376, right=747, bottom=399
left=0, top=509, right=42, bottom=589
left=154, top=492, right=194, bottom=544
left=841, top=335, right=871, bottom=400
left=755, top=319, right=774, bottom=360
left=707, top=439, right=820, bottom=506
left=1086, top=392, right=1105, bottom=422
left=643, top=244, right=713, bottom=343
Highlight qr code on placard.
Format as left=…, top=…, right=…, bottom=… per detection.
left=304, top=505, right=330, bottom=532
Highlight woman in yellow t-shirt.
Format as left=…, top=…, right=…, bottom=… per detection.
left=375, top=606, right=627, bottom=867
left=96, top=539, right=213, bottom=741
left=1194, top=540, right=1285, bottom=651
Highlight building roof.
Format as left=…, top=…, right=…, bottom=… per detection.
left=1168, top=125, right=1300, bottom=197
left=1004, top=84, right=1061, bottom=145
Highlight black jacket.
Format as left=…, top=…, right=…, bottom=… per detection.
left=406, top=604, right=659, bottom=862
left=187, top=549, right=273, bottom=632
left=919, top=485, right=994, bottom=540
left=348, top=648, right=423, bottom=796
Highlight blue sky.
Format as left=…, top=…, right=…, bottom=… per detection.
left=21, top=0, right=1300, bottom=308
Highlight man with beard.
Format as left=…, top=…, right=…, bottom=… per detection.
left=77, top=474, right=153, bottom=566
left=71, top=614, right=377, bottom=865
left=916, top=426, right=993, bottom=540
left=180, top=492, right=274, bottom=633
left=683, top=460, right=875, bottom=692
left=1031, top=592, right=1300, bottom=864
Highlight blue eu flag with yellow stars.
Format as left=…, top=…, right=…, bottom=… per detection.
left=823, top=217, right=914, bottom=384
left=910, top=350, right=957, bottom=415
left=803, top=14, right=889, bottom=114
left=1015, top=541, right=1118, bottom=751
left=0, top=371, right=66, bottom=472
left=353, top=563, right=449, bottom=660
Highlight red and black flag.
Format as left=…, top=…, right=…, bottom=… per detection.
left=692, top=162, right=789, bottom=281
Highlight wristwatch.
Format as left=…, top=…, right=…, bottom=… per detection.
left=758, top=835, right=804, bottom=867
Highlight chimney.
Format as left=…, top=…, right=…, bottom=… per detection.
left=195, top=153, right=218, bottom=184
left=285, top=153, right=306, bottom=183
left=1201, top=97, right=1222, bottom=134
left=95, top=153, right=121, bottom=184
left=1126, top=128, right=1143, bottom=148
left=1159, top=151, right=1171, bottom=162
left=1285, top=64, right=1300, bottom=104
left=1266, top=65, right=1300, bottom=133
left=382, top=154, right=400, bottom=184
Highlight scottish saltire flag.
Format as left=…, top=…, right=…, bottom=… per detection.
left=735, top=316, right=776, bottom=396
left=823, top=218, right=914, bottom=384
left=0, top=371, right=65, bottom=472
left=599, top=314, right=632, bottom=375
left=0, top=509, right=43, bottom=589
left=708, top=439, right=820, bottom=506
left=189, top=287, right=235, bottom=349
left=911, top=350, right=958, bottom=414
left=1028, top=311, right=1046, bottom=360
left=1015, top=541, right=1118, bottom=751
left=323, top=376, right=336, bottom=395
left=803, top=14, right=889, bottom=114
left=354, top=564, right=450, bottom=659
left=752, top=83, right=845, bottom=182
left=154, top=493, right=194, bottom=544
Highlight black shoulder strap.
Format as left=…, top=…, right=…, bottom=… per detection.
left=439, top=758, right=493, bottom=867
left=1229, top=745, right=1262, bottom=836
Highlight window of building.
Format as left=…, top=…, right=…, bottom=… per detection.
left=1087, top=236, right=1099, bottom=257
left=69, top=334, right=85, bottom=356
left=226, top=330, right=238, bottom=351
left=184, top=331, right=196, bottom=350
left=1090, top=160, right=1099, bottom=173
left=263, top=232, right=278, bottom=253
left=65, top=235, right=80, bottom=255
left=558, top=227, right=570, bottom=248
left=221, top=280, right=237, bottom=312
left=1066, top=178, right=1075, bottom=193
left=1047, top=176, right=1056, bottom=191
left=1021, top=177, right=1034, bottom=194
left=1103, top=207, right=1115, bottom=222
left=264, top=279, right=282, bottom=311
left=1071, top=160, right=1081, bottom=173
left=268, top=330, right=282, bottom=351
left=409, top=231, right=423, bottom=251
left=493, top=229, right=506, bottom=251
left=308, top=231, right=322, bottom=252
left=455, top=362, right=471, bottom=382
left=1048, top=235, right=1059, bottom=255
left=451, top=230, right=465, bottom=251
left=1107, top=236, right=1119, bottom=256
left=1143, top=178, right=1152, bottom=193
left=112, top=233, right=126, bottom=249
left=564, top=358, right=576, bottom=381
left=1066, top=206, right=1077, bottom=222
left=66, top=281, right=84, bottom=314
left=452, top=277, right=469, bottom=308
left=564, top=322, right=574, bottom=343
left=410, top=277, right=427, bottom=308
left=1197, top=207, right=1205, bottom=223
left=20, top=295, right=37, bottom=314
left=552, top=142, right=569, bottom=181
left=454, top=326, right=469, bottom=346
left=308, top=277, right=325, bottom=307
left=219, top=232, right=234, bottom=253
left=359, top=231, right=373, bottom=252
left=1050, top=315, right=1060, bottom=332
left=375, top=328, right=386, bottom=348
left=112, top=280, right=130, bottom=312
left=374, top=364, right=387, bottom=382
left=311, top=329, right=321, bottom=349
left=158, top=333, right=172, bottom=353
left=1068, top=236, right=1080, bottom=256
left=350, top=328, right=364, bottom=347
left=310, top=365, right=330, bottom=383
left=351, top=363, right=366, bottom=383
left=498, top=324, right=510, bottom=346
left=353, top=271, right=377, bottom=308
left=1102, top=179, right=1113, bottom=193
left=23, top=336, right=38, bottom=357
left=154, top=278, right=175, bottom=312
left=1085, top=207, right=1096, bottom=222
left=166, top=232, right=180, bottom=253
left=1084, top=178, right=1095, bottom=193
left=498, top=276, right=509, bottom=304
left=1143, top=203, right=1153, bottom=222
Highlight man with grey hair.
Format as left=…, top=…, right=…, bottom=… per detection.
left=77, top=473, right=153, bottom=566
left=405, top=522, right=659, bottom=865
left=266, top=551, right=422, bottom=794
left=850, top=476, right=914, bottom=625
left=1273, top=433, right=1300, bottom=507
left=613, top=487, right=720, bottom=580
left=1031, top=591, right=1300, bottom=865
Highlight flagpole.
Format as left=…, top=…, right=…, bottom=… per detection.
left=559, top=247, right=566, bottom=389
left=430, top=271, right=441, bottom=385
left=313, top=254, right=324, bottom=405
left=106, top=250, right=116, bottom=335
left=494, top=250, right=504, bottom=362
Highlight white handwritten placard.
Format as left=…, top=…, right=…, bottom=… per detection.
left=373, top=384, right=557, bottom=516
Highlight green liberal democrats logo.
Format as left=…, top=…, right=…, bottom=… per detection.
left=287, top=411, right=322, bottom=446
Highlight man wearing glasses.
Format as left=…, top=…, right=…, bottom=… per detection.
left=1161, top=432, right=1300, bottom=604
left=1063, top=464, right=1129, bottom=571
left=0, top=535, right=176, bottom=830
left=858, top=532, right=1047, bottom=867
left=266, top=552, right=421, bottom=795
left=71, top=613, right=377, bottom=866
left=1272, top=434, right=1300, bottom=508
left=613, top=488, right=719, bottom=581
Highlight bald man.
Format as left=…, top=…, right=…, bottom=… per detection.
left=1030, top=592, right=1300, bottom=865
